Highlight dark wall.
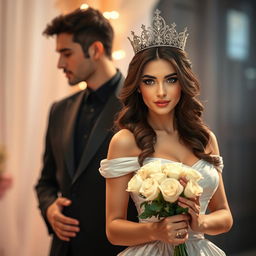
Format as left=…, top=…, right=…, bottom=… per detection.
left=214, top=0, right=256, bottom=253
left=157, top=0, right=256, bottom=254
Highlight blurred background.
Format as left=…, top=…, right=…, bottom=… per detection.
left=0, top=0, right=255, bottom=255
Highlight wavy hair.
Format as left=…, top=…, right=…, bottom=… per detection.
left=115, top=47, right=220, bottom=167
left=43, top=7, right=113, bottom=59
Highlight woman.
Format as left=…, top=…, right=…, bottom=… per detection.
left=99, top=10, right=233, bottom=255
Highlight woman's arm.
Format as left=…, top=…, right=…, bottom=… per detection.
left=203, top=173, right=233, bottom=235
left=178, top=131, right=233, bottom=235
left=204, top=131, right=233, bottom=234
left=106, top=129, right=189, bottom=246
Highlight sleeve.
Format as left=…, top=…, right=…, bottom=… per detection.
left=212, top=155, right=224, bottom=173
left=34, top=103, right=59, bottom=234
left=99, top=157, right=140, bottom=178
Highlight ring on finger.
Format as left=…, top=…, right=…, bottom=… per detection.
left=175, top=229, right=187, bottom=239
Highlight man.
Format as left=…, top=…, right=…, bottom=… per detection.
left=35, top=7, right=136, bottom=256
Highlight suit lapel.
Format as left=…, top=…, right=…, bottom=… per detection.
left=72, top=77, right=123, bottom=184
left=63, top=90, right=87, bottom=177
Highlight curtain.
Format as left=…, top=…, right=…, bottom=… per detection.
left=0, top=0, right=71, bottom=255
left=0, top=0, right=158, bottom=255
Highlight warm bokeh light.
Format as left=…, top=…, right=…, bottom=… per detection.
left=80, top=3, right=89, bottom=10
left=112, top=50, right=126, bottom=60
left=103, top=11, right=120, bottom=20
left=78, top=81, right=87, bottom=90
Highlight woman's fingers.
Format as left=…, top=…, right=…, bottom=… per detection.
left=178, top=196, right=200, bottom=214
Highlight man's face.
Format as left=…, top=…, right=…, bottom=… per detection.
left=56, top=33, right=95, bottom=85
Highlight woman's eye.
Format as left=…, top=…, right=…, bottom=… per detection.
left=142, top=79, right=155, bottom=85
left=167, top=77, right=178, bottom=83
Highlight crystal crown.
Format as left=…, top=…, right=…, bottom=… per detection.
left=128, top=9, right=189, bottom=54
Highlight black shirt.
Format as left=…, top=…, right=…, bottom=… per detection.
left=74, top=70, right=121, bottom=170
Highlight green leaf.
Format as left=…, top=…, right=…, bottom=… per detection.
left=140, top=201, right=148, bottom=208
left=159, top=211, right=170, bottom=218
left=174, top=245, right=180, bottom=256
left=168, top=209, right=175, bottom=216
left=144, top=203, right=151, bottom=211
left=157, top=192, right=165, bottom=202
left=149, top=201, right=162, bottom=212
left=176, top=205, right=188, bottom=214
left=139, top=211, right=150, bottom=219
left=180, top=243, right=189, bottom=256
left=139, top=192, right=190, bottom=222
left=165, top=203, right=175, bottom=216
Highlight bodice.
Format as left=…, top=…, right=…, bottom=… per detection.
left=100, top=156, right=223, bottom=219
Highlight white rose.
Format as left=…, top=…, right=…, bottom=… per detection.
left=139, top=178, right=159, bottom=201
left=184, top=180, right=203, bottom=198
left=162, top=163, right=183, bottom=179
left=159, top=178, right=184, bottom=203
left=181, top=167, right=203, bottom=181
left=126, top=174, right=143, bottom=194
left=150, top=172, right=167, bottom=184
left=137, top=160, right=162, bottom=180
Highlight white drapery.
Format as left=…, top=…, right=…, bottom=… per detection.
left=0, top=0, right=157, bottom=255
left=0, top=0, right=72, bottom=255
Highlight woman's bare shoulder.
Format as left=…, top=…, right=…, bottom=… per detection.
left=205, top=129, right=220, bottom=155
left=107, top=129, right=141, bottom=159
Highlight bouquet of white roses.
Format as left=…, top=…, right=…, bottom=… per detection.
left=126, top=160, right=203, bottom=256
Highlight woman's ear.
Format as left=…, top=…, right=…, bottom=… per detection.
left=88, top=41, right=104, bottom=60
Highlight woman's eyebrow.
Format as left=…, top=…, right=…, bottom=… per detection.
left=142, top=72, right=177, bottom=79
left=141, top=75, right=156, bottom=79
left=164, top=72, right=177, bottom=78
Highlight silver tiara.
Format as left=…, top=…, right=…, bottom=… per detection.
left=128, top=9, right=189, bottom=54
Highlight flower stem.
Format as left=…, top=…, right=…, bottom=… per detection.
left=174, top=244, right=188, bottom=256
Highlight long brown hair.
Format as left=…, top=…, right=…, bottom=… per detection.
left=115, top=47, right=220, bottom=167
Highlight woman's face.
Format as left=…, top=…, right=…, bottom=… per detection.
left=139, top=58, right=181, bottom=117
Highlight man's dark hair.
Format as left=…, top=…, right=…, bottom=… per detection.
left=43, top=7, right=114, bottom=59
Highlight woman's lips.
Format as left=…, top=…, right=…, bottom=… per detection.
left=154, top=100, right=170, bottom=107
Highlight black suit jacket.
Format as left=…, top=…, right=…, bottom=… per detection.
left=35, top=75, right=137, bottom=256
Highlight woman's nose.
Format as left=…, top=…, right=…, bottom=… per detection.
left=157, top=83, right=167, bottom=97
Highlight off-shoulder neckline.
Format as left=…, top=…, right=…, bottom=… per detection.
left=106, top=156, right=208, bottom=169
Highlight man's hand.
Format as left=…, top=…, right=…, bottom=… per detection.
left=46, top=197, right=80, bottom=241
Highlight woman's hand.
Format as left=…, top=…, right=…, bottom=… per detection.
left=178, top=195, right=204, bottom=233
left=152, top=214, right=189, bottom=245
left=178, top=177, right=204, bottom=233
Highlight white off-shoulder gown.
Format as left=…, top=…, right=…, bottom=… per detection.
left=99, top=157, right=226, bottom=256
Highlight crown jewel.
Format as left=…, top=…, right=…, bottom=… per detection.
left=128, top=9, right=189, bottom=54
